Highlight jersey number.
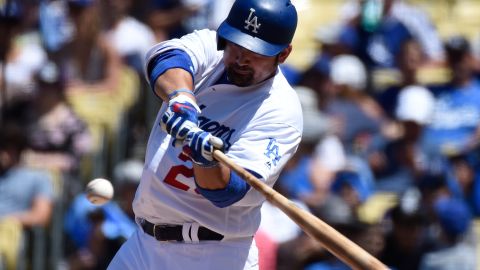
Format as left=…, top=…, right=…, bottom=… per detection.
left=163, top=153, right=197, bottom=192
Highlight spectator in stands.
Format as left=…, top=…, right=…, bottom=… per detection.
left=279, top=208, right=384, bottom=270
left=421, top=36, right=480, bottom=164
left=63, top=0, right=139, bottom=173
left=395, top=86, right=434, bottom=143
left=380, top=188, right=433, bottom=270
left=324, top=54, right=397, bottom=168
left=257, top=200, right=312, bottom=270
left=339, top=0, right=444, bottom=68
left=102, top=0, right=155, bottom=73
left=5, top=61, right=93, bottom=182
left=330, top=170, right=373, bottom=212
left=100, top=0, right=155, bottom=149
left=417, top=173, right=451, bottom=219
left=64, top=0, right=122, bottom=92
left=297, top=58, right=334, bottom=112
left=337, top=0, right=413, bottom=69
left=38, top=0, right=72, bottom=57
left=0, top=0, right=47, bottom=108
left=0, top=122, right=54, bottom=270
left=276, top=195, right=355, bottom=270
left=112, top=159, right=144, bottom=220
left=419, top=197, right=475, bottom=270
left=146, top=0, right=233, bottom=42
left=276, top=86, right=341, bottom=206
left=445, top=153, right=480, bottom=217
left=376, top=39, right=425, bottom=118
left=307, top=54, right=397, bottom=195
left=312, top=23, right=348, bottom=75
left=146, top=0, right=201, bottom=41
left=375, top=85, right=435, bottom=193
left=258, top=181, right=308, bottom=247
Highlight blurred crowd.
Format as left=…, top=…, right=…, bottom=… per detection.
left=0, top=0, right=480, bottom=270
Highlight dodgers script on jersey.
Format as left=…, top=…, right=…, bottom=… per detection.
left=134, top=29, right=303, bottom=239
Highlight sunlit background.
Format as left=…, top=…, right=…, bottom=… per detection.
left=1, top=0, right=480, bottom=269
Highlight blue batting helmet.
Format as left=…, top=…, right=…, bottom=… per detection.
left=217, top=0, right=298, bottom=57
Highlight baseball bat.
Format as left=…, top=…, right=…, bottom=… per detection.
left=213, top=150, right=388, bottom=270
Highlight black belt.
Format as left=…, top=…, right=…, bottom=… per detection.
left=141, top=220, right=224, bottom=242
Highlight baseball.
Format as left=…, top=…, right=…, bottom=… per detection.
left=85, top=178, right=114, bottom=205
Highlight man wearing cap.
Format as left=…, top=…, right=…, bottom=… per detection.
left=419, top=197, right=475, bottom=270
left=107, top=0, right=302, bottom=269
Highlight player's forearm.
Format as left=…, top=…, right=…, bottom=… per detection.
left=194, top=164, right=251, bottom=208
left=154, top=68, right=194, bottom=101
left=193, top=163, right=231, bottom=189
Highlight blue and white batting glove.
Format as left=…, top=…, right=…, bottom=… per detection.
left=182, top=128, right=224, bottom=167
left=161, top=94, right=201, bottom=141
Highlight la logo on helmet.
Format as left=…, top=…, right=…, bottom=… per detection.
left=244, top=8, right=261, bottom=33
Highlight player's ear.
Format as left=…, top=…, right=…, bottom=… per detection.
left=277, top=45, right=292, bottom=64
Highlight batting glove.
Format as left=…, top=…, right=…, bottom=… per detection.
left=161, top=95, right=201, bottom=141
left=182, top=128, right=224, bottom=167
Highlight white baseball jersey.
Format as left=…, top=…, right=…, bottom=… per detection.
left=133, top=29, right=303, bottom=239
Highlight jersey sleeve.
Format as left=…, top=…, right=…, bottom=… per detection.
left=144, top=29, right=223, bottom=85
left=226, top=122, right=302, bottom=207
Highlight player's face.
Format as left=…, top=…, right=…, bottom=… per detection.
left=223, top=41, right=292, bottom=87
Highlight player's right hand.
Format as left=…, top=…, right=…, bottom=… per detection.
left=161, top=95, right=201, bottom=141
left=181, top=127, right=224, bottom=167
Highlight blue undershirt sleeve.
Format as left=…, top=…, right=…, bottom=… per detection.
left=146, top=49, right=194, bottom=92
left=195, top=170, right=254, bottom=208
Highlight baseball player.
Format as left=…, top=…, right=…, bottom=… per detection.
left=107, top=0, right=302, bottom=269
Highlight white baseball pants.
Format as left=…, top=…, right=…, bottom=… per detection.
left=107, top=229, right=259, bottom=270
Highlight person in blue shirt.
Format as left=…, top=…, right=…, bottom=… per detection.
left=421, top=36, right=480, bottom=163
left=64, top=159, right=142, bottom=270
left=419, top=197, right=475, bottom=270
left=444, top=152, right=480, bottom=217
left=337, top=0, right=413, bottom=69
left=330, top=170, right=373, bottom=210
left=0, top=122, right=54, bottom=270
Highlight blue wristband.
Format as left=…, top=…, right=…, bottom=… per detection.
left=167, top=89, right=194, bottom=100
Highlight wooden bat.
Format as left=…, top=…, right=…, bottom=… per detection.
left=213, top=150, right=388, bottom=270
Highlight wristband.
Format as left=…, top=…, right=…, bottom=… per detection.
left=167, top=88, right=194, bottom=100
left=168, top=94, right=201, bottom=113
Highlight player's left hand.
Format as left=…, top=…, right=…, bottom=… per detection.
left=161, top=95, right=201, bottom=140
left=182, top=128, right=224, bottom=167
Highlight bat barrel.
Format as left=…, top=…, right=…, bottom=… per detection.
left=213, top=150, right=388, bottom=270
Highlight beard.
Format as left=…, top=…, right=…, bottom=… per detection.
left=226, top=65, right=254, bottom=87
